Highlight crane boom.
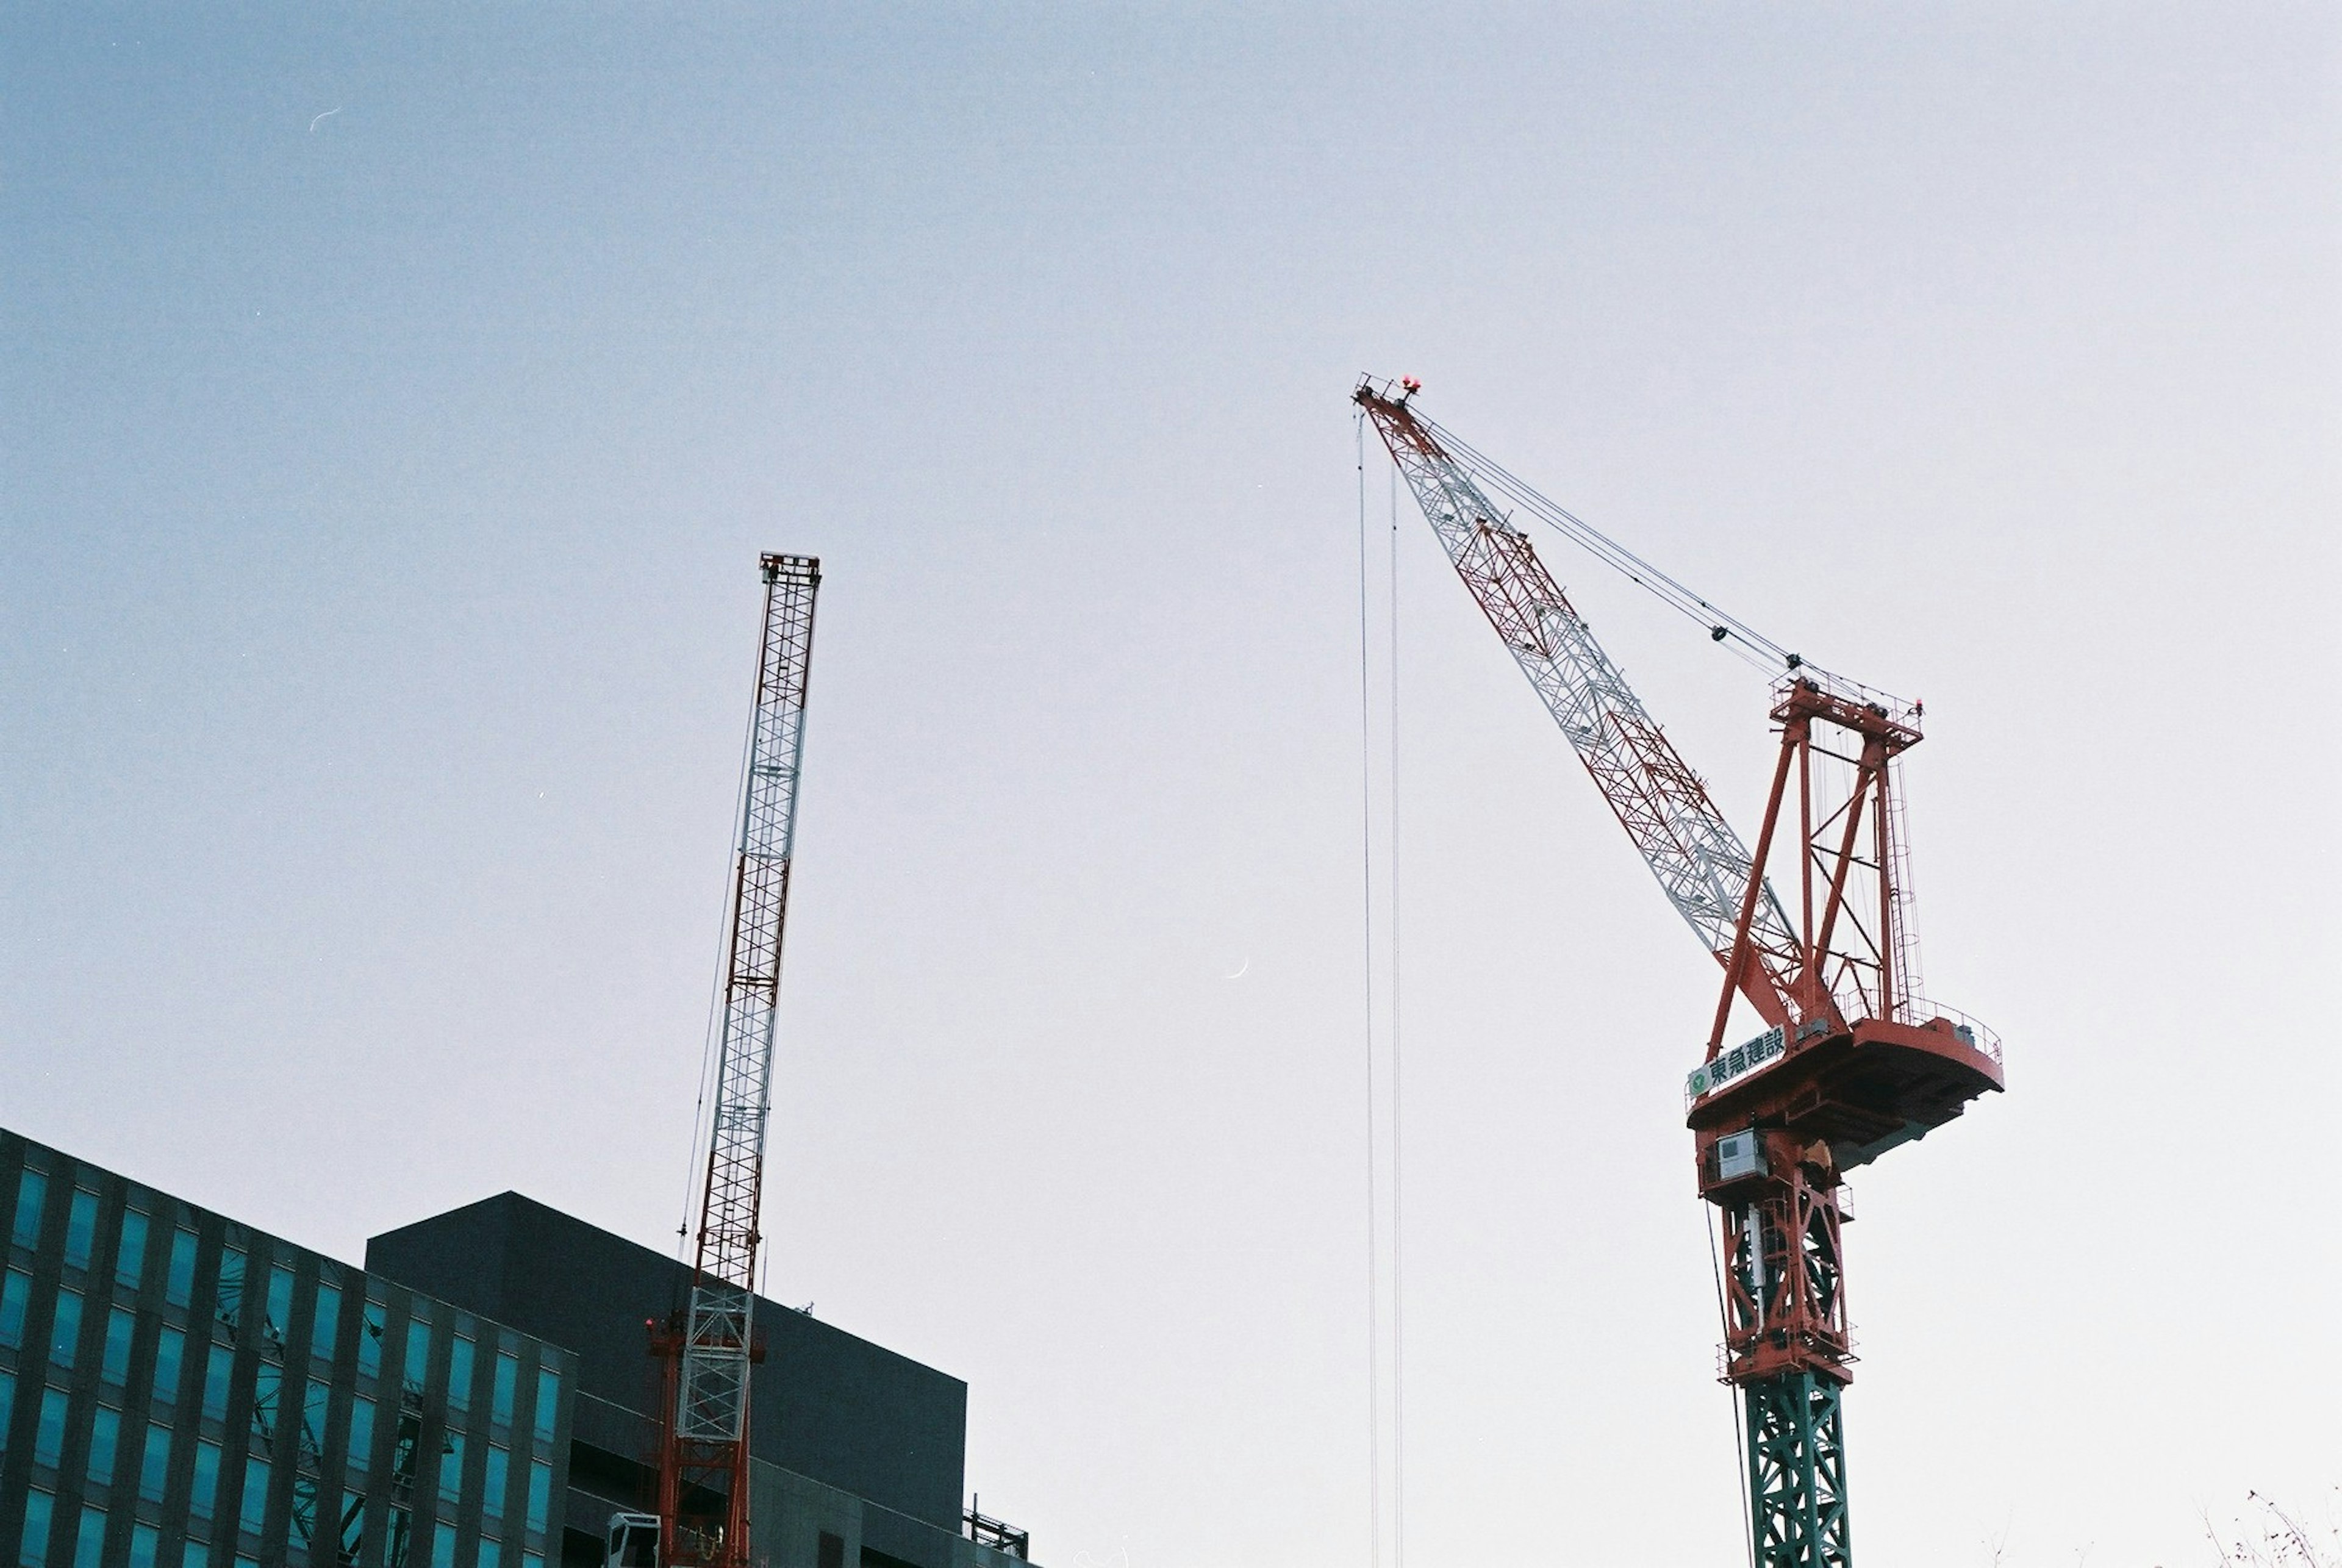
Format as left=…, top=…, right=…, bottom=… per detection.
left=1354, top=379, right=1799, bottom=1029
left=655, top=553, right=822, bottom=1568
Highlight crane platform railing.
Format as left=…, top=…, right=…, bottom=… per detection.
left=1682, top=997, right=2002, bottom=1111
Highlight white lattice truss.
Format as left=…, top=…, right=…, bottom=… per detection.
left=679, top=555, right=820, bottom=1447
left=1362, top=401, right=1800, bottom=1003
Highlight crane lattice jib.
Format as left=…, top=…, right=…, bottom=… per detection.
left=1355, top=382, right=1800, bottom=1029
left=680, top=553, right=820, bottom=1456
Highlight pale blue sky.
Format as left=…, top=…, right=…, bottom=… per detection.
left=6, top=7, right=2338, bottom=1566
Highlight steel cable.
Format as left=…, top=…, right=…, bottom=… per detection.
left=1388, top=457, right=1406, bottom=1568
left=676, top=632, right=765, bottom=1298
left=1355, top=413, right=1384, bottom=1568
left=1415, top=413, right=1844, bottom=688
left=1707, top=1212, right=1757, bottom=1568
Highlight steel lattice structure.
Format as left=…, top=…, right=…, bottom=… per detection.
left=655, top=553, right=822, bottom=1568
left=1356, top=377, right=2002, bottom=1567
left=1746, top=1373, right=1850, bottom=1567
left=1356, top=382, right=1802, bottom=1033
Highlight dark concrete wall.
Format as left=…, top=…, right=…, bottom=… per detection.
left=366, top=1193, right=967, bottom=1530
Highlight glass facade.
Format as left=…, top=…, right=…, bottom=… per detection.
left=0, top=1132, right=574, bottom=1568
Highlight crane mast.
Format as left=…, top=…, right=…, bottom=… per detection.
left=1355, top=378, right=2002, bottom=1568
left=653, top=553, right=823, bottom=1568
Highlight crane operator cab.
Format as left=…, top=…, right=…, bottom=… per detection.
left=606, top=1513, right=661, bottom=1568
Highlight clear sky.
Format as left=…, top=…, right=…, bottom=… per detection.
left=4, top=5, right=2337, bottom=1566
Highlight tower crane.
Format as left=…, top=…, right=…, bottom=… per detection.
left=1353, top=378, right=2001, bottom=1568
left=617, top=553, right=823, bottom=1568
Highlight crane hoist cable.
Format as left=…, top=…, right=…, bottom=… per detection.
left=1351, top=417, right=1384, bottom=1568
left=1354, top=413, right=1413, bottom=1568
left=1400, top=397, right=1917, bottom=715
left=1412, top=410, right=1792, bottom=674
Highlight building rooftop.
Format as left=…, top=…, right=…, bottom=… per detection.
left=366, top=1194, right=966, bottom=1534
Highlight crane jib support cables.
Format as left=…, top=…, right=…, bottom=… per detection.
left=639, top=553, right=822, bottom=1568
left=1353, top=376, right=2004, bottom=1568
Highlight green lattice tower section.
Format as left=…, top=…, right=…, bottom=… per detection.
left=1744, top=1371, right=1850, bottom=1567
left=1704, top=1136, right=1858, bottom=1567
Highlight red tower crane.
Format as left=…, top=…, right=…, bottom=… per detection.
left=1353, top=378, right=2001, bottom=1567
left=628, top=553, right=823, bottom=1568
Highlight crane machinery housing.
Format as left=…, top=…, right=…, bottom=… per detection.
left=614, top=553, right=823, bottom=1568
left=1354, top=376, right=2002, bottom=1568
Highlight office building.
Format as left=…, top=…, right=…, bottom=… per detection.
left=0, top=1130, right=1034, bottom=1568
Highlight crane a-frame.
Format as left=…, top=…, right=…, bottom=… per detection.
left=1355, top=377, right=2001, bottom=1567
left=612, top=553, right=823, bottom=1568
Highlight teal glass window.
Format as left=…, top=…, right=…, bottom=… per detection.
left=338, top=1495, right=367, bottom=1563
left=131, top=1524, right=159, bottom=1568
left=75, top=1506, right=106, bottom=1568
left=116, top=1211, right=149, bottom=1291
left=254, top=1362, right=282, bottom=1445
left=240, top=1457, right=271, bottom=1534
left=103, top=1308, right=135, bottom=1385
left=65, top=1190, right=99, bottom=1269
left=203, top=1344, right=234, bottom=1420
left=182, top=1545, right=206, bottom=1568
left=448, top=1336, right=475, bottom=1408
left=434, top=1524, right=456, bottom=1568
left=291, top=1475, right=319, bottom=1542
left=19, top=1489, right=54, bottom=1567
left=52, top=1287, right=84, bottom=1367
left=483, top=1444, right=509, bottom=1518
left=301, top=1381, right=329, bottom=1449
left=189, top=1437, right=222, bottom=1517
left=0, top=1367, right=13, bottom=1443
left=0, top=1267, right=26, bottom=1348
left=390, top=1411, right=420, bottom=1502
left=311, top=1283, right=341, bottom=1363
left=532, top=1367, right=558, bottom=1441
left=88, top=1405, right=120, bottom=1484
left=479, top=1538, right=501, bottom=1568
left=359, top=1300, right=387, bottom=1378
left=10, top=1168, right=47, bottom=1250
left=526, top=1458, right=550, bottom=1531
left=166, top=1232, right=198, bottom=1308
left=154, top=1326, right=185, bottom=1406
left=440, top=1432, right=466, bottom=1505
left=522, top=1555, right=543, bottom=1568
left=214, top=1249, right=245, bottom=1330
left=348, top=1396, right=374, bottom=1472
left=403, top=1316, right=432, bottom=1390
left=266, top=1267, right=293, bottom=1342
left=37, top=1385, right=70, bottom=1466
left=492, top=1352, right=518, bottom=1425
left=140, top=1424, right=172, bottom=1502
